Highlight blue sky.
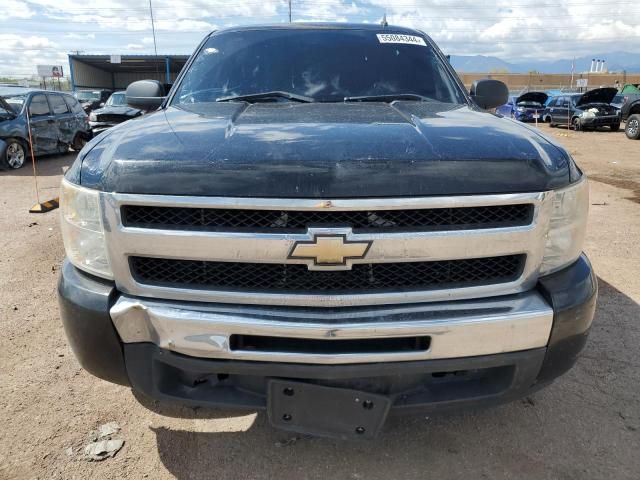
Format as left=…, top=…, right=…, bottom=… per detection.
left=1, top=0, right=639, bottom=78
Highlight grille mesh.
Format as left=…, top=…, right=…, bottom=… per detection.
left=130, top=255, right=524, bottom=293
left=95, top=114, right=131, bottom=123
left=121, top=204, right=533, bottom=232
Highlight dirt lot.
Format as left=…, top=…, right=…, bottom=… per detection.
left=0, top=124, right=638, bottom=480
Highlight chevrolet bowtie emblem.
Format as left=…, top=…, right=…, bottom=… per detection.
left=289, top=233, right=372, bottom=270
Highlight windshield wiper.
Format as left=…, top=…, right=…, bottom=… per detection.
left=216, top=91, right=314, bottom=103
left=343, top=94, right=431, bottom=103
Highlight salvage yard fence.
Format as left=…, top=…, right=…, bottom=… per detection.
left=458, top=72, right=640, bottom=92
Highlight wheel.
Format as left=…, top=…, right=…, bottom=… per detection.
left=2, top=138, right=27, bottom=169
left=625, top=114, right=640, bottom=140
left=572, top=117, right=581, bottom=131
left=71, top=133, right=88, bottom=152
left=610, top=123, right=620, bottom=132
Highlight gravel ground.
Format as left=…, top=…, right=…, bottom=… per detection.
left=0, top=124, right=638, bottom=480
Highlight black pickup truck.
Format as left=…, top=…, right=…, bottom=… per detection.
left=58, top=24, right=596, bottom=439
left=619, top=85, right=640, bottom=139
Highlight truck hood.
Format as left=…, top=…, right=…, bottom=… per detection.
left=577, top=87, right=618, bottom=106
left=516, top=92, right=548, bottom=106
left=76, top=101, right=572, bottom=197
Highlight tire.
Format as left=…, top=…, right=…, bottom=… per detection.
left=2, top=138, right=27, bottom=169
left=572, top=117, right=581, bottom=131
left=625, top=114, right=640, bottom=140
left=610, top=123, right=620, bottom=132
left=71, top=132, right=89, bottom=152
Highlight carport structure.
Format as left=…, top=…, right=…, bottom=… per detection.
left=68, top=54, right=190, bottom=91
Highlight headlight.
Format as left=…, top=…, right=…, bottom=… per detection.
left=540, top=177, right=589, bottom=275
left=89, top=113, right=97, bottom=122
left=60, top=179, right=113, bottom=279
left=517, top=106, right=525, bottom=112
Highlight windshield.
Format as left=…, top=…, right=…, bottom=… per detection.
left=173, top=29, right=465, bottom=105
left=76, top=91, right=100, bottom=101
left=3, top=94, right=27, bottom=111
left=106, top=92, right=126, bottom=106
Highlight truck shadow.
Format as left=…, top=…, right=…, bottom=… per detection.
left=146, top=276, right=640, bottom=479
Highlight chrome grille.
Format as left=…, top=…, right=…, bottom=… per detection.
left=121, top=204, right=533, bottom=232
left=130, top=255, right=525, bottom=293
left=101, top=192, right=551, bottom=307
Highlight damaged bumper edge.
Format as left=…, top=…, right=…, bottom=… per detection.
left=109, top=292, right=553, bottom=364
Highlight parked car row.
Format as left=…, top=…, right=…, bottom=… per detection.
left=0, top=89, right=90, bottom=169
left=498, top=85, right=640, bottom=140
left=1, top=87, right=148, bottom=169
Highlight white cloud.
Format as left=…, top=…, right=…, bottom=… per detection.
left=64, top=33, right=96, bottom=40
left=4, top=0, right=35, bottom=18
left=372, top=0, right=640, bottom=60
left=0, top=35, right=64, bottom=76
left=0, top=34, right=55, bottom=48
left=294, top=0, right=359, bottom=22
left=0, top=1, right=639, bottom=77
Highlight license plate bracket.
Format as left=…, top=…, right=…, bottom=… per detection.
left=267, top=379, right=391, bottom=439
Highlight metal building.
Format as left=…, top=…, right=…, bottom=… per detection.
left=67, top=54, right=189, bottom=91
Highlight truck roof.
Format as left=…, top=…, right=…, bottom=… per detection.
left=210, top=23, right=426, bottom=36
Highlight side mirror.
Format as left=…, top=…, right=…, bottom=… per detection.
left=99, top=102, right=105, bottom=107
left=470, top=79, right=509, bottom=110
left=126, top=80, right=166, bottom=111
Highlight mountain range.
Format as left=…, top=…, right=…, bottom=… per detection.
left=450, top=51, right=640, bottom=74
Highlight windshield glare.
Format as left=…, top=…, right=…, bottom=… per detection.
left=76, top=91, right=100, bottom=101
left=173, top=29, right=465, bottom=105
left=4, top=94, right=26, bottom=110
left=106, top=93, right=126, bottom=106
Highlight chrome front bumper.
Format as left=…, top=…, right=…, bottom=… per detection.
left=110, top=291, right=553, bottom=364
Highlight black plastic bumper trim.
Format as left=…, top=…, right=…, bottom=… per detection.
left=536, top=254, right=597, bottom=383
left=57, top=260, right=129, bottom=386
left=125, top=343, right=547, bottom=414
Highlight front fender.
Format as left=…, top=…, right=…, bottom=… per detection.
left=0, top=138, right=7, bottom=161
left=624, top=100, right=640, bottom=120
